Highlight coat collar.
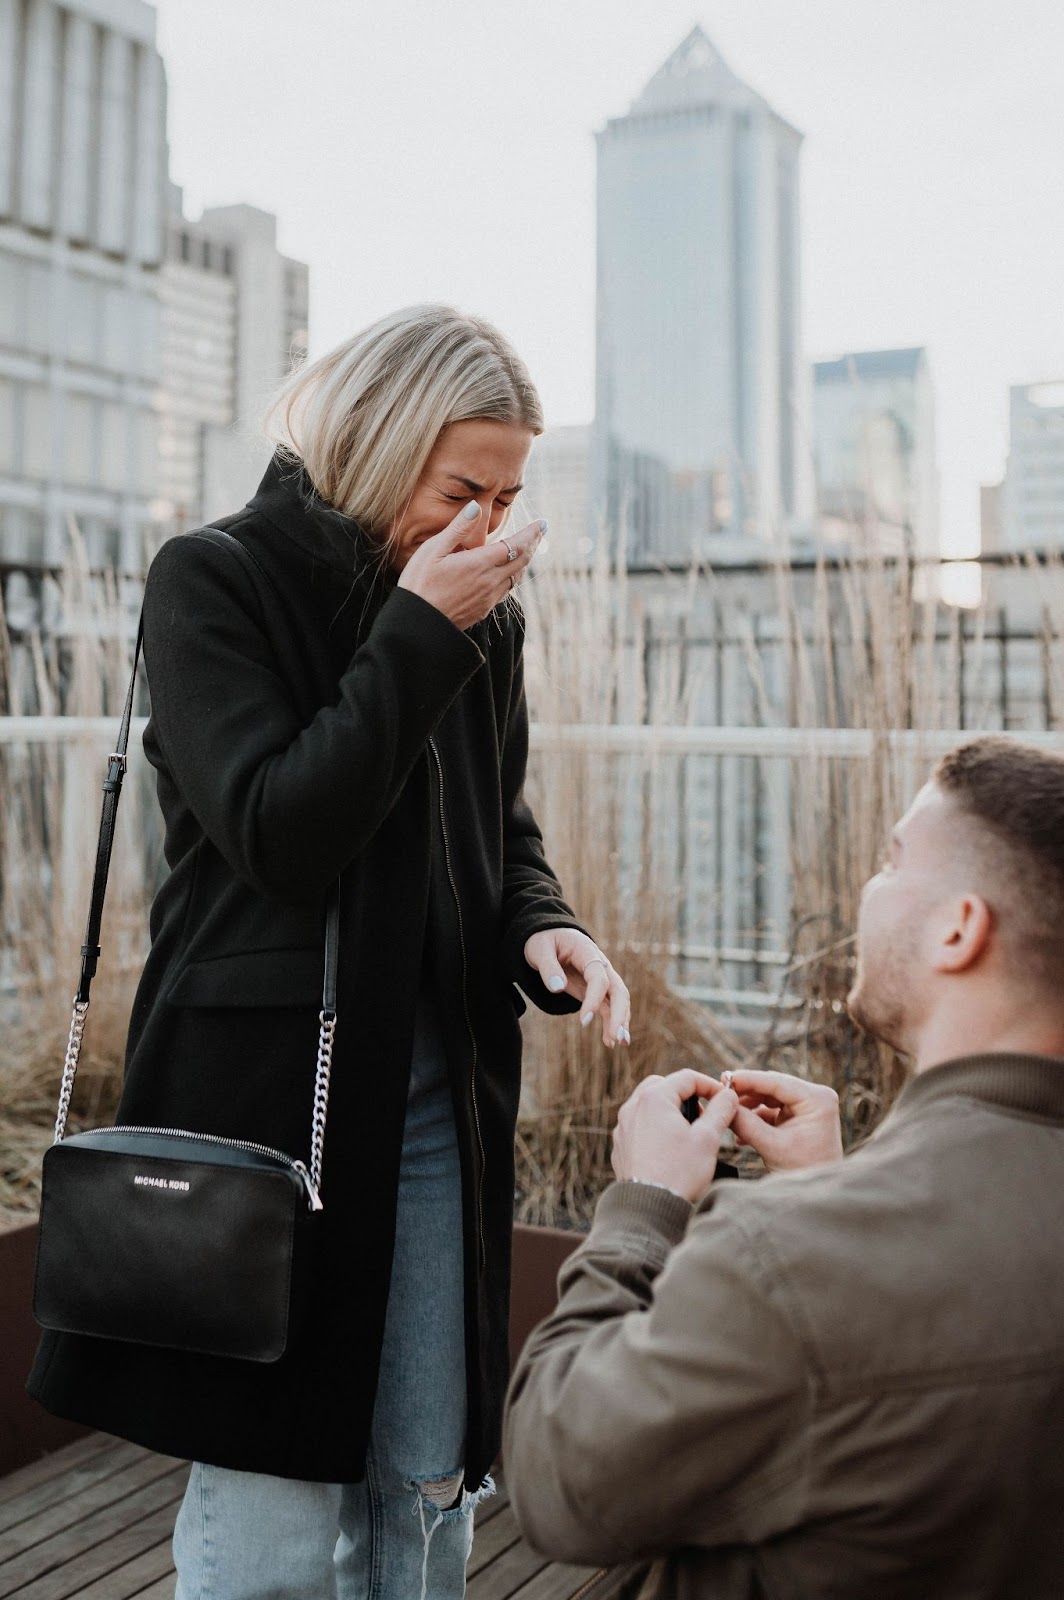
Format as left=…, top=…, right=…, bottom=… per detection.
left=248, top=450, right=391, bottom=583
left=890, top=1052, right=1064, bottom=1125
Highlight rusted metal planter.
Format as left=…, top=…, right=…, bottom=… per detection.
left=0, top=1220, right=89, bottom=1477
left=1, top=1217, right=582, bottom=1479
left=509, top=1221, right=582, bottom=1368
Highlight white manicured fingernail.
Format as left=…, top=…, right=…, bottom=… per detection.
left=536, top=518, right=549, bottom=535
left=619, top=1027, right=631, bottom=1045
left=581, top=1011, right=594, bottom=1027
left=548, top=975, right=565, bottom=992
left=462, top=500, right=480, bottom=520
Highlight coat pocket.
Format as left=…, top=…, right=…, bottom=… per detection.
left=167, top=949, right=324, bottom=1008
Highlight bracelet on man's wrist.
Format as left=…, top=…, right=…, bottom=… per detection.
left=622, top=1177, right=685, bottom=1201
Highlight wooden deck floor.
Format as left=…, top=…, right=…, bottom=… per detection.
left=0, top=1433, right=625, bottom=1599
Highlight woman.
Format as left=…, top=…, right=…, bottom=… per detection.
left=28, top=305, right=630, bottom=1598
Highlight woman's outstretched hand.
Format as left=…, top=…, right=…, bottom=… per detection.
left=523, top=928, right=631, bottom=1049
left=398, top=500, right=545, bottom=630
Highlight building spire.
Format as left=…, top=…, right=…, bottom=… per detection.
left=630, top=24, right=779, bottom=122
left=659, top=25, right=729, bottom=81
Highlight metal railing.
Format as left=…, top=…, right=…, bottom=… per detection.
left=528, top=724, right=1064, bottom=755
left=6, top=717, right=1064, bottom=1023
left=6, top=718, right=1064, bottom=751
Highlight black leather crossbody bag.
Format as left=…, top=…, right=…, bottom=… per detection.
left=33, top=531, right=338, bottom=1363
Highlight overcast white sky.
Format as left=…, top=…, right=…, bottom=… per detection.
left=154, top=0, right=1064, bottom=556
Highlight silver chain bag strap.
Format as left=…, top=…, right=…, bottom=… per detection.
left=33, top=532, right=339, bottom=1363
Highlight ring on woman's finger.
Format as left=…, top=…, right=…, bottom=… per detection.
left=500, top=538, right=518, bottom=562
left=583, top=957, right=608, bottom=977
left=507, top=573, right=516, bottom=591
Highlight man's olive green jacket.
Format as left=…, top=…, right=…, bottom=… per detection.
left=505, top=1054, right=1064, bottom=1599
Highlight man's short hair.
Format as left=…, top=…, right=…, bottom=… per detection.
left=934, top=736, right=1064, bottom=988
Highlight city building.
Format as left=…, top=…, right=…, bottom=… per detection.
left=592, top=25, right=811, bottom=566
left=523, top=424, right=592, bottom=567
left=980, top=481, right=1003, bottom=557
left=0, top=0, right=168, bottom=585
left=159, top=195, right=309, bottom=527
left=812, top=347, right=939, bottom=557
left=1000, top=382, right=1064, bottom=554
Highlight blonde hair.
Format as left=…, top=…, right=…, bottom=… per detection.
left=265, top=304, right=543, bottom=538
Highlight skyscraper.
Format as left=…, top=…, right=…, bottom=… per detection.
left=159, top=195, right=310, bottom=528
left=1000, top=382, right=1064, bottom=552
left=812, top=347, right=939, bottom=555
left=0, top=0, right=168, bottom=586
left=524, top=425, right=593, bottom=567
left=593, top=26, right=810, bottom=564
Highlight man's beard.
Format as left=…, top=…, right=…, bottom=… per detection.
left=847, top=940, right=913, bottom=1054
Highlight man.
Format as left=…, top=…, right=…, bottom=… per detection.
left=504, top=738, right=1064, bottom=1599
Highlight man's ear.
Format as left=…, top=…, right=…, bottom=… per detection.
left=933, top=894, right=993, bottom=974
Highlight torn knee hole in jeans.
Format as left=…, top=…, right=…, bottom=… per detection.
left=409, top=1472, right=496, bottom=1600
left=408, top=1468, right=496, bottom=1523
left=415, top=1471, right=466, bottom=1515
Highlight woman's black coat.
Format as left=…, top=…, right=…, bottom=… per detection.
left=28, top=454, right=585, bottom=1487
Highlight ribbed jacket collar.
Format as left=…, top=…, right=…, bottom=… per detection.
left=247, top=449, right=390, bottom=583
left=890, top=1053, right=1064, bottom=1125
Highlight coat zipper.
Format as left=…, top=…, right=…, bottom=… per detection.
left=80, top=1124, right=324, bottom=1212
left=428, top=735, right=487, bottom=1272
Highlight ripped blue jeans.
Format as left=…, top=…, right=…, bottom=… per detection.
left=173, top=992, right=489, bottom=1599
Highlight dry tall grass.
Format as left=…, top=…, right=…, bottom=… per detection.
left=2, top=527, right=1061, bottom=1229
left=760, top=551, right=1064, bottom=1141
left=515, top=545, right=746, bottom=1226
left=0, top=528, right=157, bottom=1227
left=515, top=537, right=1064, bottom=1219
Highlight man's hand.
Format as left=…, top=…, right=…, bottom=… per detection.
left=611, top=1070, right=739, bottom=1204
left=728, top=1070, right=844, bottom=1172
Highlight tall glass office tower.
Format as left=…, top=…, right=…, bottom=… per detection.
left=0, top=0, right=168, bottom=592
left=593, top=27, right=810, bottom=564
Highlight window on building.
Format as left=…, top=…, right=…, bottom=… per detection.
left=64, top=275, right=100, bottom=367
left=63, top=392, right=99, bottom=486
left=101, top=283, right=130, bottom=373
left=23, top=385, right=53, bottom=479
left=135, top=409, right=160, bottom=496
left=25, top=261, right=52, bottom=357
left=0, top=256, right=26, bottom=345
left=0, top=378, right=15, bottom=473
left=100, top=401, right=128, bottom=492
left=0, top=510, right=46, bottom=575
left=133, top=293, right=161, bottom=381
